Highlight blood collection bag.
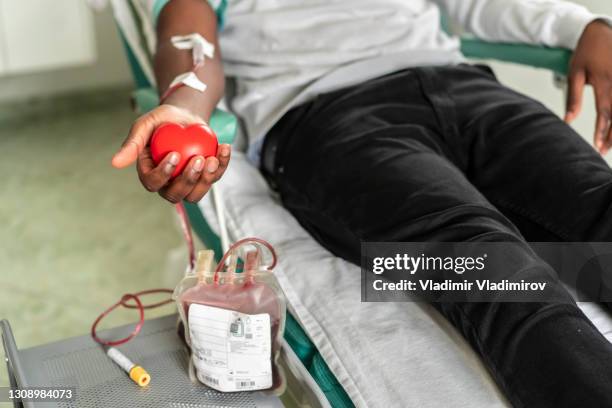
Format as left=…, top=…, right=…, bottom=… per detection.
left=173, top=238, right=286, bottom=394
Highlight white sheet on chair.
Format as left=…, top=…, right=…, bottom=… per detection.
left=200, top=152, right=612, bottom=408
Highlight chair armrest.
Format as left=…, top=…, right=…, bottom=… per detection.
left=131, top=88, right=238, bottom=145
left=209, top=109, right=238, bottom=145
left=460, top=37, right=572, bottom=76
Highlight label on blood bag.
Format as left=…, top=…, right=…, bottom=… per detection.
left=188, top=303, right=272, bottom=392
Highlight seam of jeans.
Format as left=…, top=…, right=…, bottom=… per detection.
left=489, top=195, right=572, bottom=241
left=414, top=67, right=467, bottom=171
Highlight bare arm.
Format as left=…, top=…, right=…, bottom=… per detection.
left=155, top=0, right=224, bottom=121
left=112, top=0, right=231, bottom=204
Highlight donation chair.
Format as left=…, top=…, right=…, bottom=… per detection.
left=111, top=1, right=575, bottom=407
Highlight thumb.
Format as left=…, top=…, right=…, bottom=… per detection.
left=111, top=116, right=157, bottom=168
left=111, top=141, right=140, bottom=168
left=564, top=69, right=586, bottom=124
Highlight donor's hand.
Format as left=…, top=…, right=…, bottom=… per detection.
left=566, top=19, right=612, bottom=155
left=111, top=104, right=231, bottom=203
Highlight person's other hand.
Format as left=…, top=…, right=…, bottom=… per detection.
left=565, top=20, right=612, bottom=155
left=111, top=104, right=231, bottom=203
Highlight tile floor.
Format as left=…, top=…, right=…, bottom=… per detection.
left=0, top=90, right=189, bottom=404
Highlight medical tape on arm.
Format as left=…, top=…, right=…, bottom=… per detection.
left=171, top=33, right=215, bottom=67
left=161, top=33, right=215, bottom=102
left=168, top=72, right=208, bottom=93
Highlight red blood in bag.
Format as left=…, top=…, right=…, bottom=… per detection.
left=150, top=123, right=218, bottom=178
left=180, top=281, right=284, bottom=391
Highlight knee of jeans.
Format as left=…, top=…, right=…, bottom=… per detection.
left=446, top=301, right=582, bottom=365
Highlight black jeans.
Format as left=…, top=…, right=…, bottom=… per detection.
left=262, top=65, right=612, bottom=407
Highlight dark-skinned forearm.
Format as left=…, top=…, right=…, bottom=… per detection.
left=154, top=0, right=224, bottom=122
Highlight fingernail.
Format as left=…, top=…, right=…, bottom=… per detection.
left=193, top=157, right=204, bottom=172
left=206, top=159, right=219, bottom=173
left=169, top=153, right=180, bottom=165
left=220, top=145, right=230, bottom=157
left=165, top=162, right=176, bottom=175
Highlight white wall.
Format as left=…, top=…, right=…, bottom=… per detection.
left=0, top=6, right=131, bottom=103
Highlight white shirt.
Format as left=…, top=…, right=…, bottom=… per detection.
left=136, top=0, right=610, bottom=162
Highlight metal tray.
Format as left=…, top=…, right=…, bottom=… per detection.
left=1, top=314, right=283, bottom=408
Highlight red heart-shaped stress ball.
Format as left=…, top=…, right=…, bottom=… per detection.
left=150, top=123, right=218, bottom=178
